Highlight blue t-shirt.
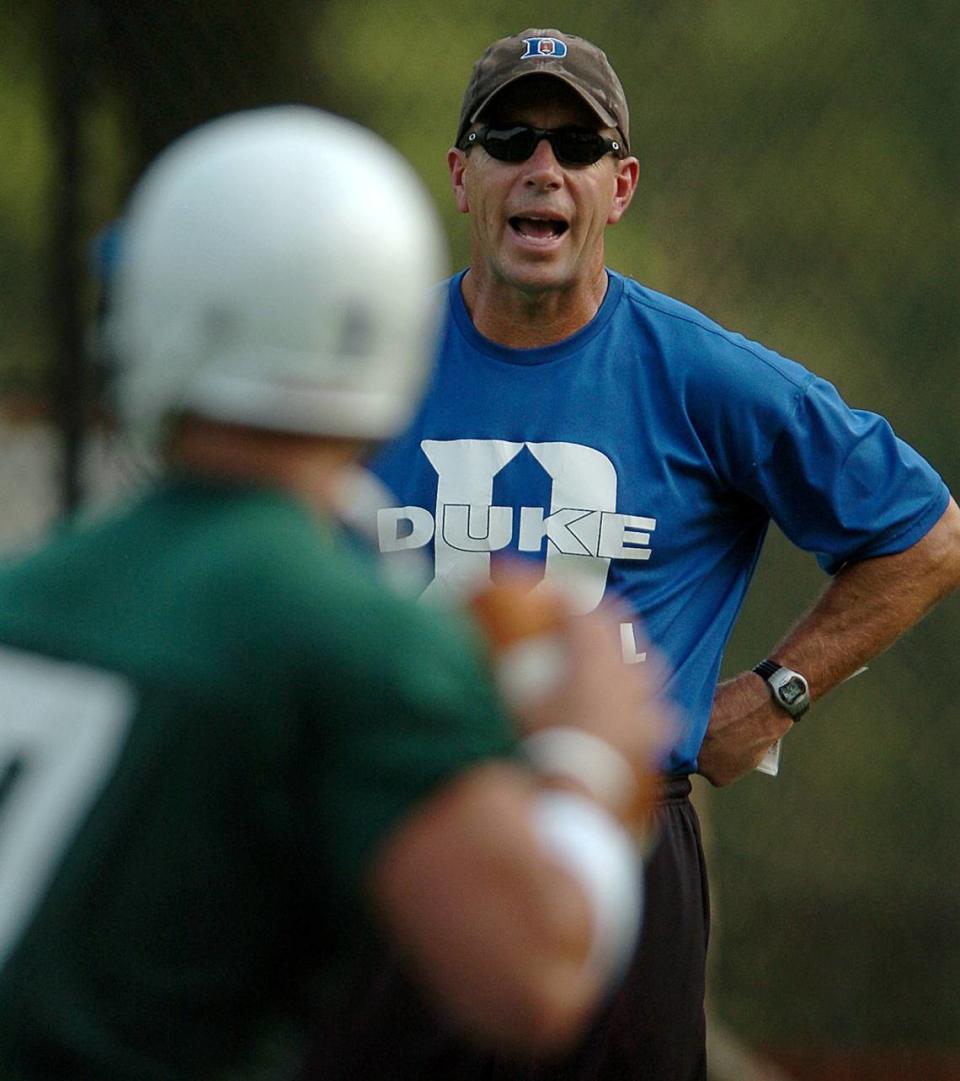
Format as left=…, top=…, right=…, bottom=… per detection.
left=372, top=270, right=949, bottom=774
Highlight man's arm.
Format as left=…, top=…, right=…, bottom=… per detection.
left=370, top=762, right=617, bottom=1053
left=369, top=599, right=670, bottom=1054
left=699, top=497, right=960, bottom=787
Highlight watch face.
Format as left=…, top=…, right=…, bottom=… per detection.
left=779, top=676, right=806, bottom=705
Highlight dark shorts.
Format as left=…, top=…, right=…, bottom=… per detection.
left=305, top=775, right=709, bottom=1081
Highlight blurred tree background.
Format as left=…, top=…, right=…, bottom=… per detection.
left=1, top=0, right=957, bottom=1074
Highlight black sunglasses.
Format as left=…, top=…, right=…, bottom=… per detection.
left=460, top=125, right=624, bottom=166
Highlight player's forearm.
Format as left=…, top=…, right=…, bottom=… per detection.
left=372, top=574, right=665, bottom=1046
left=370, top=761, right=640, bottom=1053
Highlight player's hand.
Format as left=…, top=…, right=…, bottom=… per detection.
left=532, top=602, right=674, bottom=827
left=697, top=671, right=794, bottom=786
left=468, top=568, right=673, bottom=825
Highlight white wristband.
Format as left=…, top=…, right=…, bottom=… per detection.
left=522, top=726, right=637, bottom=812
left=532, top=791, right=643, bottom=985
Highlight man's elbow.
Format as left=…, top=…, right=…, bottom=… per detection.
left=941, top=496, right=960, bottom=565
left=436, top=956, right=600, bottom=1056
left=923, top=497, right=960, bottom=594
left=496, top=971, right=600, bottom=1056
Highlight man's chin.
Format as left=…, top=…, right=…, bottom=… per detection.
left=497, top=261, right=577, bottom=297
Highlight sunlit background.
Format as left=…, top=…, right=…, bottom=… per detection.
left=2, top=3, right=958, bottom=1078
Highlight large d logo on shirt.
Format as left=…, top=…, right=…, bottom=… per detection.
left=377, top=438, right=656, bottom=614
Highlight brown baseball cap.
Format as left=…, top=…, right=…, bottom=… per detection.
left=455, top=29, right=630, bottom=153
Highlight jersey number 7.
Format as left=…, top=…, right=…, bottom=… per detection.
left=0, top=647, right=133, bottom=969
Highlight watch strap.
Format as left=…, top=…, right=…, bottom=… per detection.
left=752, top=658, right=780, bottom=681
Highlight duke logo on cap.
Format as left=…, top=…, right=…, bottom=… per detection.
left=521, top=37, right=568, bottom=59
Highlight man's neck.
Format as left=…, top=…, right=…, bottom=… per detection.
left=460, top=265, right=609, bottom=349
left=167, top=416, right=359, bottom=518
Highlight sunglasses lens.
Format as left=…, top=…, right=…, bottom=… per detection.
left=553, top=131, right=606, bottom=165
left=473, top=127, right=614, bottom=165
left=482, top=127, right=538, bottom=162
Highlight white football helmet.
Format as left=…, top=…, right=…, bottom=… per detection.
left=108, top=106, right=446, bottom=443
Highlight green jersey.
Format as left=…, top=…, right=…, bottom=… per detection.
left=0, top=477, right=514, bottom=1080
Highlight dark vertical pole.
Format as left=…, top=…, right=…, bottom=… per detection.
left=49, top=3, right=95, bottom=516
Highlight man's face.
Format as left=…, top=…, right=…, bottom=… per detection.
left=448, top=77, right=638, bottom=298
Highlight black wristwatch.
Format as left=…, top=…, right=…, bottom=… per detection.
left=752, top=659, right=810, bottom=719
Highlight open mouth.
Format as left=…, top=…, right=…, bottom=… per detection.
left=509, top=216, right=569, bottom=240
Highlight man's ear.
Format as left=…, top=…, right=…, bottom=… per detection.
left=608, top=156, right=640, bottom=225
left=448, top=148, right=471, bottom=215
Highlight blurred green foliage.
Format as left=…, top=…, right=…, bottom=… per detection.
left=0, top=7, right=51, bottom=390
left=1, top=0, right=957, bottom=1057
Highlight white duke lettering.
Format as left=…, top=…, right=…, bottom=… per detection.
left=377, top=440, right=657, bottom=639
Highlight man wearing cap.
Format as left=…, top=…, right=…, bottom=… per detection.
left=333, top=26, right=960, bottom=1081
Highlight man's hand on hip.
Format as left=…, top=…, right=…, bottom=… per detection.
left=697, top=671, right=794, bottom=787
